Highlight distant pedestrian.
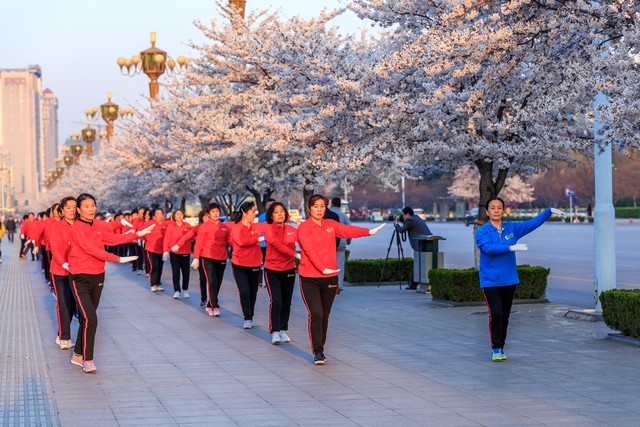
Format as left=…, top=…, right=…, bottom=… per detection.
left=393, top=207, right=432, bottom=290
left=5, top=215, right=16, bottom=242
left=297, top=194, right=384, bottom=365
left=67, top=193, right=152, bottom=373
left=475, top=196, right=565, bottom=362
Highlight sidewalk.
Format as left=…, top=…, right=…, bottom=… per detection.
left=3, top=243, right=640, bottom=426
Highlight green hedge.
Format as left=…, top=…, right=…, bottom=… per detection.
left=428, top=265, right=550, bottom=302
left=615, top=207, right=640, bottom=218
left=345, top=258, right=414, bottom=283
left=599, top=289, right=640, bottom=338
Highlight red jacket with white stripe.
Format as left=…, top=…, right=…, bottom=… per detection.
left=163, top=221, right=193, bottom=255
left=193, top=221, right=231, bottom=261
left=297, top=219, right=369, bottom=278
left=264, top=223, right=297, bottom=271
left=229, top=222, right=266, bottom=267
left=67, top=219, right=138, bottom=275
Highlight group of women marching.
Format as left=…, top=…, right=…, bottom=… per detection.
left=24, top=192, right=384, bottom=371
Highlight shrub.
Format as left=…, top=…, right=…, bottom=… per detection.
left=345, top=258, right=414, bottom=283
left=599, top=289, right=640, bottom=338
left=429, top=265, right=550, bottom=302
left=615, top=207, right=640, bottom=219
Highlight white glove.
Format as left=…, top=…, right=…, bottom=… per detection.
left=258, top=236, right=265, bottom=243
left=322, top=268, right=340, bottom=275
left=191, top=258, right=200, bottom=269
left=162, top=252, right=169, bottom=261
left=121, top=218, right=134, bottom=227
left=369, top=223, right=386, bottom=235
left=294, top=253, right=301, bottom=260
left=550, top=208, right=566, bottom=217
left=509, top=244, right=528, bottom=252
left=20, top=234, right=25, bottom=239
left=136, top=224, right=156, bottom=237
left=62, top=262, right=69, bottom=271
left=119, top=256, right=138, bottom=263
left=171, top=244, right=179, bottom=252
left=32, top=245, right=39, bottom=254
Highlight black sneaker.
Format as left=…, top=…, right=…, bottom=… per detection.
left=313, top=354, right=326, bottom=365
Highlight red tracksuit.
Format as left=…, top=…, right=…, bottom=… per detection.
left=68, top=219, right=138, bottom=362
left=230, top=222, right=266, bottom=321
left=194, top=220, right=231, bottom=310
left=297, top=219, right=370, bottom=356
left=176, top=223, right=208, bottom=302
left=163, top=220, right=193, bottom=293
left=263, top=223, right=298, bottom=334
left=142, top=219, right=168, bottom=288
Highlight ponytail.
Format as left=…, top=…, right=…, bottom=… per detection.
left=234, top=201, right=255, bottom=224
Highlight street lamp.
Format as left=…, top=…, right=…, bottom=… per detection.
left=62, top=147, right=73, bottom=170
left=117, top=32, right=189, bottom=99
left=70, top=133, right=84, bottom=165
left=81, top=119, right=96, bottom=158
left=100, top=92, right=119, bottom=142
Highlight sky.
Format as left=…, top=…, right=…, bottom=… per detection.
left=0, top=0, right=373, bottom=150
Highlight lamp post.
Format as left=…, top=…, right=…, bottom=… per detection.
left=229, top=0, right=246, bottom=18
left=62, top=147, right=73, bottom=170
left=82, top=120, right=96, bottom=158
left=117, top=32, right=189, bottom=99
left=70, top=133, right=84, bottom=165
left=100, top=92, right=119, bottom=142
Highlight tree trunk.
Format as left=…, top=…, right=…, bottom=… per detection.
left=245, top=186, right=274, bottom=214
left=302, top=182, right=315, bottom=219
left=472, top=158, right=512, bottom=268
left=180, top=197, right=186, bottom=212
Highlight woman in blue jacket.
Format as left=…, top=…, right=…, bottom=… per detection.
left=475, top=197, right=565, bottom=361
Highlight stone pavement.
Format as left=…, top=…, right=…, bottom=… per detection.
left=2, top=240, right=640, bottom=426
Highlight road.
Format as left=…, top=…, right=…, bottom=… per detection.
left=346, top=220, right=640, bottom=309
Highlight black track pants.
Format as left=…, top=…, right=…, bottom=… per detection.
left=265, top=268, right=296, bottom=333
left=52, top=274, right=75, bottom=340
left=482, top=284, right=517, bottom=349
left=70, top=273, right=105, bottom=361
left=203, top=258, right=226, bottom=309
left=232, top=264, right=260, bottom=320
left=299, top=276, right=338, bottom=355
left=170, top=253, right=190, bottom=292
left=147, top=251, right=164, bottom=287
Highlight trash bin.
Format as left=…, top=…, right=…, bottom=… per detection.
left=413, top=235, right=445, bottom=293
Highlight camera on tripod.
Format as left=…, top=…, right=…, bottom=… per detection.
left=388, top=214, right=404, bottom=222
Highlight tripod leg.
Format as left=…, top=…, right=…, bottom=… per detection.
left=378, top=229, right=397, bottom=288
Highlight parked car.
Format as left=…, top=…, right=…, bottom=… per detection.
left=465, top=207, right=479, bottom=226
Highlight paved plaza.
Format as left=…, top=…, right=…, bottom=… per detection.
left=1, top=238, right=639, bottom=426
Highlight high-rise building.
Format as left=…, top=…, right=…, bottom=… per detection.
left=41, top=88, right=59, bottom=181
left=0, top=66, right=44, bottom=212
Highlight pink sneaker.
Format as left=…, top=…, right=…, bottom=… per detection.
left=205, top=307, right=215, bottom=316
left=82, top=360, right=97, bottom=373
left=200, top=300, right=207, bottom=307
left=212, top=308, right=220, bottom=317
left=70, top=353, right=83, bottom=367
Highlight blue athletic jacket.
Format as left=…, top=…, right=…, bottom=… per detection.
left=475, top=209, right=552, bottom=288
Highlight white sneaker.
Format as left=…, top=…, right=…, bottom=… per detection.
left=137, top=269, right=143, bottom=275
left=279, top=331, right=291, bottom=343
left=173, top=291, right=180, bottom=299
left=243, top=320, right=253, bottom=329
left=59, top=340, right=74, bottom=350
left=55, top=336, right=61, bottom=346
left=182, top=290, right=189, bottom=298
left=156, top=284, right=164, bottom=291
left=272, top=332, right=281, bottom=345
left=150, top=285, right=158, bottom=292
left=205, top=307, right=215, bottom=316
left=212, top=308, right=220, bottom=317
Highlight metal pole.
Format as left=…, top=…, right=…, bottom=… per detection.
left=401, top=176, right=405, bottom=208
left=593, top=92, right=616, bottom=312
left=569, top=195, right=573, bottom=224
